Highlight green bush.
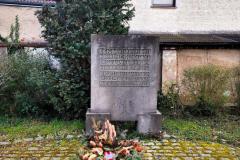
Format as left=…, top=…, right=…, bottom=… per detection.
left=0, top=50, right=57, bottom=117
left=232, top=66, right=240, bottom=114
left=36, top=0, right=135, bottom=119
left=182, top=65, right=231, bottom=116
left=0, top=16, right=22, bottom=55
left=158, top=83, right=183, bottom=117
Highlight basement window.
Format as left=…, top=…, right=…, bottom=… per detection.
left=152, top=0, right=176, bottom=8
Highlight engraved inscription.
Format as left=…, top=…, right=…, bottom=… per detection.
left=98, top=48, right=151, bottom=87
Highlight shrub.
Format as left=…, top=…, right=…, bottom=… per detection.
left=36, top=0, right=135, bottom=119
left=0, top=16, right=22, bottom=55
left=158, top=83, right=183, bottom=117
left=0, top=50, right=57, bottom=117
left=182, top=65, right=231, bottom=116
left=232, top=66, right=240, bottom=115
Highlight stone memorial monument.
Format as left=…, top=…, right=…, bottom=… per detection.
left=86, top=35, right=162, bottom=134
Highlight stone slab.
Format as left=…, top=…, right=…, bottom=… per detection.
left=90, top=35, right=160, bottom=121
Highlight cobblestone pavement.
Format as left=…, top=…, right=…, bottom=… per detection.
left=142, top=139, right=240, bottom=160
left=0, top=138, right=239, bottom=159
left=0, top=138, right=82, bottom=160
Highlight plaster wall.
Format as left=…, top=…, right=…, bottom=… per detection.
left=0, top=47, right=7, bottom=56
left=163, top=49, right=240, bottom=84
left=162, top=50, right=177, bottom=87
left=130, top=0, right=240, bottom=34
left=1, top=1, right=240, bottom=41
left=162, top=49, right=240, bottom=104
left=177, top=49, right=240, bottom=83
left=0, top=5, right=42, bottom=42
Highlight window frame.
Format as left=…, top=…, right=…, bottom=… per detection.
left=151, top=0, right=176, bottom=8
left=0, top=0, right=56, bottom=8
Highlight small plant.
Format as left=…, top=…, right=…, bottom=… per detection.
left=0, top=16, right=22, bottom=55
left=182, top=65, right=231, bottom=116
left=78, top=119, right=143, bottom=160
left=232, top=66, right=240, bottom=115
left=158, top=83, right=183, bottom=118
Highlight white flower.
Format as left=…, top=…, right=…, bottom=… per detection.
left=223, top=91, right=231, bottom=97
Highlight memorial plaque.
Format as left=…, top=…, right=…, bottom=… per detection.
left=89, top=34, right=161, bottom=121
left=98, top=48, right=151, bottom=87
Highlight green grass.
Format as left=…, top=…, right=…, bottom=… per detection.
left=0, top=115, right=239, bottom=147
left=163, top=115, right=240, bottom=146
left=0, top=117, right=84, bottom=140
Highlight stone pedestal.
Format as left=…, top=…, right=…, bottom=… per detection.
left=137, top=111, right=162, bottom=134
left=86, top=110, right=162, bottom=135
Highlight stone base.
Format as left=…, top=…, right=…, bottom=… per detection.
left=137, top=110, right=162, bottom=134
left=86, top=109, right=162, bottom=135
left=85, top=109, right=111, bottom=136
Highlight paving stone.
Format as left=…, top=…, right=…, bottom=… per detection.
left=0, top=141, right=11, bottom=145
left=172, top=143, right=180, bottom=146
left=28, top=147, right=39, bottom=151
left=163, top=146, right=174, bottom=150
left=204, top=150, right=213, bottom=154
left=141, top=139, right=240, bottom=159
left=40, top=158, right=51, bottom=160
left=0, top=139, right=82, bottom=159
left=162, top=139, right=169, bottom=143
left=23, top=138, right=34, bottom=142
left=143, top=153, right=152, bottom=157
left=35, top=136, right=44, bottom=141
left=200, top=154, right=211, bottom=157
left=144, top=142, right=155, bottom=146
left=66, top=135, right=75, bottom=140
left=184, top=157, right=194, bottom=160
left=176, top=153, right=187, bottom=157
left=146, top=150, right=155, bottom=153
left=0, top=137, right=239, bottom=159
left=173, top=158, right=182, bottom=160
left=151, top=146, right=160, bottom=149
left=174, top=146, right=182, bottom=150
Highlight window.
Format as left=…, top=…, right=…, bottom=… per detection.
left=0, top=0, right=56, bottom=7
left=152, top=0, right=176, bottom=7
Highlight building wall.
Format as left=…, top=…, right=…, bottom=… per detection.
left=162, top=49, right=240, bottom=104
left=0, top=47, right=7, bottom=56
left=177, top=49, right=240, bottom=82
left=130, top=0, right=240, bottom=34
left=162, top=49, right=240, bottom=105
left=1, top=1, right=240, bottom=41
left=163, top=49, right=240, bottom=84
left=0, top=2, right=239, bottom=104
left=0, top=5, right=42, bottom=42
